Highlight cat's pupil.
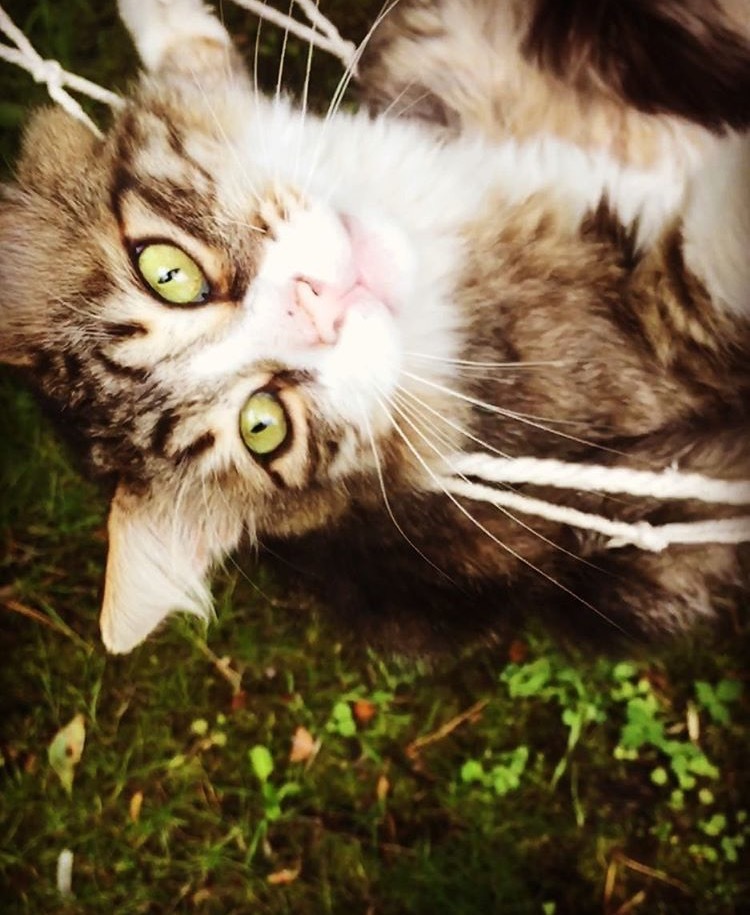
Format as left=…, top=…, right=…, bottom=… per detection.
left=251, top=421, right=269, bottom=434
left=158, top=267, right=180, bottom=284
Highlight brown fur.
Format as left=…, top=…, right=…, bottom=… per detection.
left=267, top=186, right=750, bottom=649
left=360, top=0, right=750, bottom=167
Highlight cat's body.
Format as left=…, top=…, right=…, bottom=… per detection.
left=1, top=0, right=749, bottom=653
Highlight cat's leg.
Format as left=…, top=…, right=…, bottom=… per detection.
left=682, top=132, right=750, bottom=320
left=117, top=0, right=231, bottom=72
left=564, top=542, right=743, bottom=641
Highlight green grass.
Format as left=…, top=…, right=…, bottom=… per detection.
left=1, top=2, right=749, bottom=913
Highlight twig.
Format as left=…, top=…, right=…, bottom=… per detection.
left=604, top=850, right=691, bottom=910
left=2, top=594, right=90, bottom=649
left=0, top=4, right=123, bottom=137
left=406, top=698, right=489, bottom=758
left=2, top=595, right=61, bottom=631
left=610, top=891, right=647, bottom=915
left=190, top=636, right=244, bottom=695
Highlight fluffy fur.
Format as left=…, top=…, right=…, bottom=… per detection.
left=0, top=0, right=748, bottom=653
left=360, top=0, right=750, bottom=167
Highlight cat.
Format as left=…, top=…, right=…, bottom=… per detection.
left=0, top=0, right=748, bottom=656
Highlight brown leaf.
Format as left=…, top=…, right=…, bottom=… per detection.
left=289, top=726, right=318, bottom=763
left=267, top=865, right=301, bottom=885
left=353, top=699, right=377, bottom=725
left=230, top=690, right=248, bottom=712
left=129, top=790, right=143, bottom=823
left=508, top=640, right=528, bottom=664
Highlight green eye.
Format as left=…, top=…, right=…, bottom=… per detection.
left=136, top=243, right=209, bottom=305
left=239, top=392, right=288, bottom=456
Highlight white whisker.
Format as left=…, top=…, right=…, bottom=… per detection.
left=293, top=0, right=318, bottom=187
left=403, top=369, right=640, bottom=455
left=396, top=384, right=512, bottom=459
left=406, top=351, right=568, bottom=370
left=392, top=389, right=458, bottom=455
left=385, top=388, right=626, bottom=633
left=203, top=212, right=267, bottom=234
left=302, top=0, right=400, bottom=196
left=186, top=64, right=263, bottom=205
left=392, top=392, right=620, bottom=575
left=361, top=392, right=456, bottom=584
left=379, top=83, right=432, bottom=120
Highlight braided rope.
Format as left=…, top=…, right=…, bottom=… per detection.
left=449, top=453, right=750, bottom=506
left=0, top=5, right=123, bottom=137
left=438, top=456, right=750, bottom=552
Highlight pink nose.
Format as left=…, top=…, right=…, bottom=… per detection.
left=293, top=277, right=350, bottom=345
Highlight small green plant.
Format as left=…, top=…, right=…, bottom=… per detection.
left=614, top=679, right=721, bottom=792
left=694, top=678, right=743, bottom=725
left=247, top=744, right=301, bottom=859
left=501, top=655, right=607, bottom=787
left=460, top=745, right=529, bottom=796
left=326, top=700, right=357, bottom=738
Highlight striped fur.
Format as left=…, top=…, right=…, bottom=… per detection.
left=0, top=0, right=747, bottom=652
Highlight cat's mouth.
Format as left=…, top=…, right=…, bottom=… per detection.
left=340, top=213, right=402, bottom=318
left=288, top=213, right=399, bottom=350
left=293, top=273, right=394, bottom=348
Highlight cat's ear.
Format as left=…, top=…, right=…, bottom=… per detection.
left=100, top=485, right=243, bottom=654
left=0, top=108, right=101, bottom=367
left=15, top=106, right=100, bottom=188
left=0, top=190, right=33, bottom=367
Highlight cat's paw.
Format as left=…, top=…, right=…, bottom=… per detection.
left=117, top=0, right=231, bottom=71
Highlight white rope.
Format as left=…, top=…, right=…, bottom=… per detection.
left=0, top=5, right=123, bottom=138
left=449, top=452, right=750, bottom=506
left=438, top=476, right=750, bottom=552
left=230, top=0, right=358, bottom=74
left=0, top=2, right=358, bottom=136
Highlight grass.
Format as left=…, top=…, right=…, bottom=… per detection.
left=1, top=2, right=749, bottom=912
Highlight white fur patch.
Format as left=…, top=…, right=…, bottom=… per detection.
left=682, top=132, right=750, bottom=319
left=117, top=0, right=231, bottom=70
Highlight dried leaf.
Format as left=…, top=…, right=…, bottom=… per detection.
left=507, top=640, right=528, bottom=664
left=56, top=849, right=73, bottom=897
left=48, top=714, right=85, bottom=795
left=353, top=699, right=377, bottom=725
left=129, top=790, right=144, bottom=823
left=289, top=726, right=317, bottom=763
left=267, top=865, right=301, bottom=885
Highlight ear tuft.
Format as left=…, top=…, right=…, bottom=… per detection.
left=16, top=106, right=100, bottom=189
left=100, top=485, right=242, bottom=654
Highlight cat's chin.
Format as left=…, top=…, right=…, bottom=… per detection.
left=309, top=296, right=403, bottom=434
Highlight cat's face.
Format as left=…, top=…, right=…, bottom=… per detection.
left=0, top=30, right=472, bottom=651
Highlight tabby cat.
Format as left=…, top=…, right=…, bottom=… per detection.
left=0, top=0, right=748, bottom=654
